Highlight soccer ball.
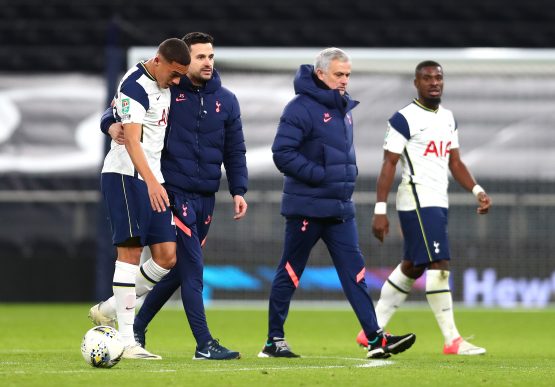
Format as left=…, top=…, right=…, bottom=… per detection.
left=81, top=326, right=125, bottom=368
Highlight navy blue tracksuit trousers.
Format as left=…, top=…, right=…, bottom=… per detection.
left=268, top=216, right=380, bottom=339
left=135, top=192, right=215, bottom=348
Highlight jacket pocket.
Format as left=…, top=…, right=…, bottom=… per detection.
left=321, top=143, right=329, bottom=167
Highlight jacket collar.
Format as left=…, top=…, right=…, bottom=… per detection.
left=293, top=64, right=359, bottom=114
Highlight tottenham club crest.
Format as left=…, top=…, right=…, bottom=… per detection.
left=433, top=241, right=440, bottom=254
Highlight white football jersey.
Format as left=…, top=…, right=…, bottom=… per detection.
left=101, top=62, right=170, bottom=183
left=383, top=99, right=459, bottom=210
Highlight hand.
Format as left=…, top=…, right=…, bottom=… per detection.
left=372, top=214, right=389, bottom=243
left=146, top=179, right=170, bottom=212
left=476, top=192, right=491, bottom=215
left=108, top=122, right=125, bottom=145
left=233, top=195, right=248, bottom=220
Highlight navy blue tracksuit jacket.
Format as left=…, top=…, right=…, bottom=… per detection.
left=267, top=64, right=380, bottom=340
left=272, top=64, right=358, bottom=220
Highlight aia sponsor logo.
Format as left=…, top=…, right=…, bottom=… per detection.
left=423, top=140, right=451, bottom=157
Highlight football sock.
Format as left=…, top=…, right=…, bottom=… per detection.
left=113, top=260, right=138, bottom=345
left=99, top=258, right=168, bottom=319
left=375, top=264, right=415, bottom=328
left=134, top=294, right=147, bottom=312
left=366, top=328, right=383, bottom=344
left=99, top=295, right=117, bottom=318
left=137, top=258, right=170, bottom=297
left=426, top=269, right=460, bottom=345
left=136, top=258, right=170, bottom=298
left=134, top=258, right=169, bottom=313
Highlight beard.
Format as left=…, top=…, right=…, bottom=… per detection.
left=189, top=72, right=211, bottom=86
left=422, top=96, right=441, bottom=107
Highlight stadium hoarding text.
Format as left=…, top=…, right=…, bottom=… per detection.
left=464, top=268, right=555, bottom=308
left=199, top=266, right=555, bottom=308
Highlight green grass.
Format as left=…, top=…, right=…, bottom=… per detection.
left=0, top=304, right=554, bottom=386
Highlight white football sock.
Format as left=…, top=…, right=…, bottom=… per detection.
left=134, top=294, right=147, bottom=311
left=426, top=269, right=460, bottom=345
left=136, top=257, right=170, bottom=297
left=375, top=264, right=415, bottom=328
left=99, top=258, right=169, bottom=319
left=98, top=296, right=116, bottom=318
left=113, top=260, right=138, bottom=346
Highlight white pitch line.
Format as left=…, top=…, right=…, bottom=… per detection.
left=0, top=370, right=178, bottom=375
left=208, top=365, right=350, bottom=372
left=302, top=356, right=394, bottom=364
left=178, top=356, right=394, bottom=373
left=0, top=356, right=394, bottom=375
left=0, top=349, right=73, bottom=354
left=356, top=361, right=395, bottom=368
left=305, top=356, right=395, bottom=368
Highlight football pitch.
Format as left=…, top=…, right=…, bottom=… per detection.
left=0, top=304, right=554, bottom=386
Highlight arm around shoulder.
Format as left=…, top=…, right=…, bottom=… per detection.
left=100, top=107, right=115, bottom=134
left=100, top=106, right=125, bottom=144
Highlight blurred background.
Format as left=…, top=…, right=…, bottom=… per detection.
left=0, top=0, right=554, bottom=307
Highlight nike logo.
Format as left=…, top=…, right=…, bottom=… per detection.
left=323, top=117, right=332, bottom=123
left=197, top=350, right=211, bottom=358
left=156, top=95, right=161, bottom=100
left=125, top=306, right=134, bottom=310
left=323, top=112, right=332, bottom=123
left=175, top=97, right=186, bottom=102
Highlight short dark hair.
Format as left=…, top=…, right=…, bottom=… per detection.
left=181, top=32, right=214, bottom=47
left=415, top=60, right=441, bottom=76
left=158, top=38, right=191, bottom=66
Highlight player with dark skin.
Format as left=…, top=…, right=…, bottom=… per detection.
left=372, top=63, right=491, bottom=280
left=356, top=61, right=491, bottom=356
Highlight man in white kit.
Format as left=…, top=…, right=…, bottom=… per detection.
left=99, top=38, right=189, bottom=359
left=356, top=60, right=492, bottom=355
